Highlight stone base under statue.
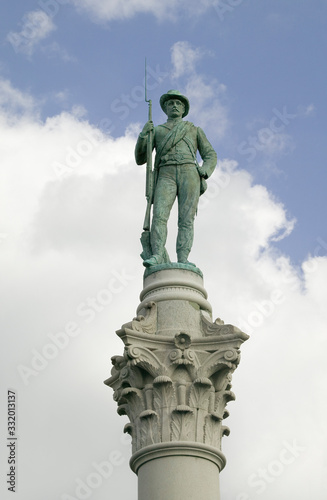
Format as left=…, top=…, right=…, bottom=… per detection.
left=105, top=267, right=248, bottom=500
left=138, top=266, right=211, bottom=337
left=143, top=261, right=204, bottom=279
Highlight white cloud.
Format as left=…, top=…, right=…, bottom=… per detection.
left=41, top=41, right=76, bottom=62
left=0, top=84, right=139, bottom=251
left=7, top=10, right=56, bottom=56
left=238, top=102, right=315, bottom=170
left=69, top=0, right=220, bottom=22
left=297, top=103, right=315, bottom=117
left=171, top=41, right=209, bottom=79
left=0, top=77, right=39, bottom=116
left=1, top=77, right=327, bottom=500
left=53, top=89, right=70, bottom=105
left=170, top=41, right=228, bottom=138
left=185, top=73, right=228, bottom=139
left=261, top=132, right=295, bottom=157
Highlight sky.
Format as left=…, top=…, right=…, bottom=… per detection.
left=0, top=1, right=326, bottom=499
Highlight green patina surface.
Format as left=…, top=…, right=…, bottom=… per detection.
left=143, top=262, right=203, bottom=279
left=136, top=90, right=217, bottom=270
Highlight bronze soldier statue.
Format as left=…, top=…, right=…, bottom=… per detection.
left=135, top=90, right=217, bottom=268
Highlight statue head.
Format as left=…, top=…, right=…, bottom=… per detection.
left=160, top=90, right=190, bottom=118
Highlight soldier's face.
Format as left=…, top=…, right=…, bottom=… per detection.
left=165, top=99, right=185, bottom=119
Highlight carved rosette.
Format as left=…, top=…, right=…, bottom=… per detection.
left=105, top=319, right=248, bottom=455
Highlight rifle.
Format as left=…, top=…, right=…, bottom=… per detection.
left=143, top=59, right=154, bottom=232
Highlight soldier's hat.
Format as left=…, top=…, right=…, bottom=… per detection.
left=160, top=90, right=190, bottom=118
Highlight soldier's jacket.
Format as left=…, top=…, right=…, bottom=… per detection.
left=135, top=119, right=217, bottom=179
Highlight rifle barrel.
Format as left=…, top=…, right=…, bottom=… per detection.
left=143, top=58, right=154, bottom=232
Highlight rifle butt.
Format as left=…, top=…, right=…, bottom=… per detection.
left=143, top=199, right=152, bottom=231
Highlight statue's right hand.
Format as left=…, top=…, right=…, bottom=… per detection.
left=140, top=121, right=154, bottom=137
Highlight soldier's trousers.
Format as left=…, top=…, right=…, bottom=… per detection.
left=151, top=165, right=200, bottom=261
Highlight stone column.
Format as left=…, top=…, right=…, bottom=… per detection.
left=105, top=265, right=248, bottom=500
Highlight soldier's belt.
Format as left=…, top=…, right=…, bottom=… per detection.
left=158, top=162, right=197, bottom=168
left=159, top=152, right=196, bottom=166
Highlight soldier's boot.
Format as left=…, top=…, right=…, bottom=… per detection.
left=143, top=254, right=163, bottom=267
left=177, top=252, right=196, bottom=267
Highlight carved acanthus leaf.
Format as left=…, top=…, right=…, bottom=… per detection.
left=153, top=380, right=175, bottom=413
left=171, top=411, right=194, bottom=441
left=139, top=413, right=160, bottom=449
left=197, top=349, right=239, bottom=380
left=126, top=345, right=167, bottom=378
left=107, top=308, right=248, bottom=456
left=214, top=390, right=235, bottom=418
left=189, top=382, right=211, bottom=412
left=118, top=387, right=145, bottom=422
left=222, top=426, right=230, bottom=437
left=204, top=415, right=221, bottom=448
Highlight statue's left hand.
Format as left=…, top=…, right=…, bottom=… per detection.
left=197, top=166, right=208, bottom=179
